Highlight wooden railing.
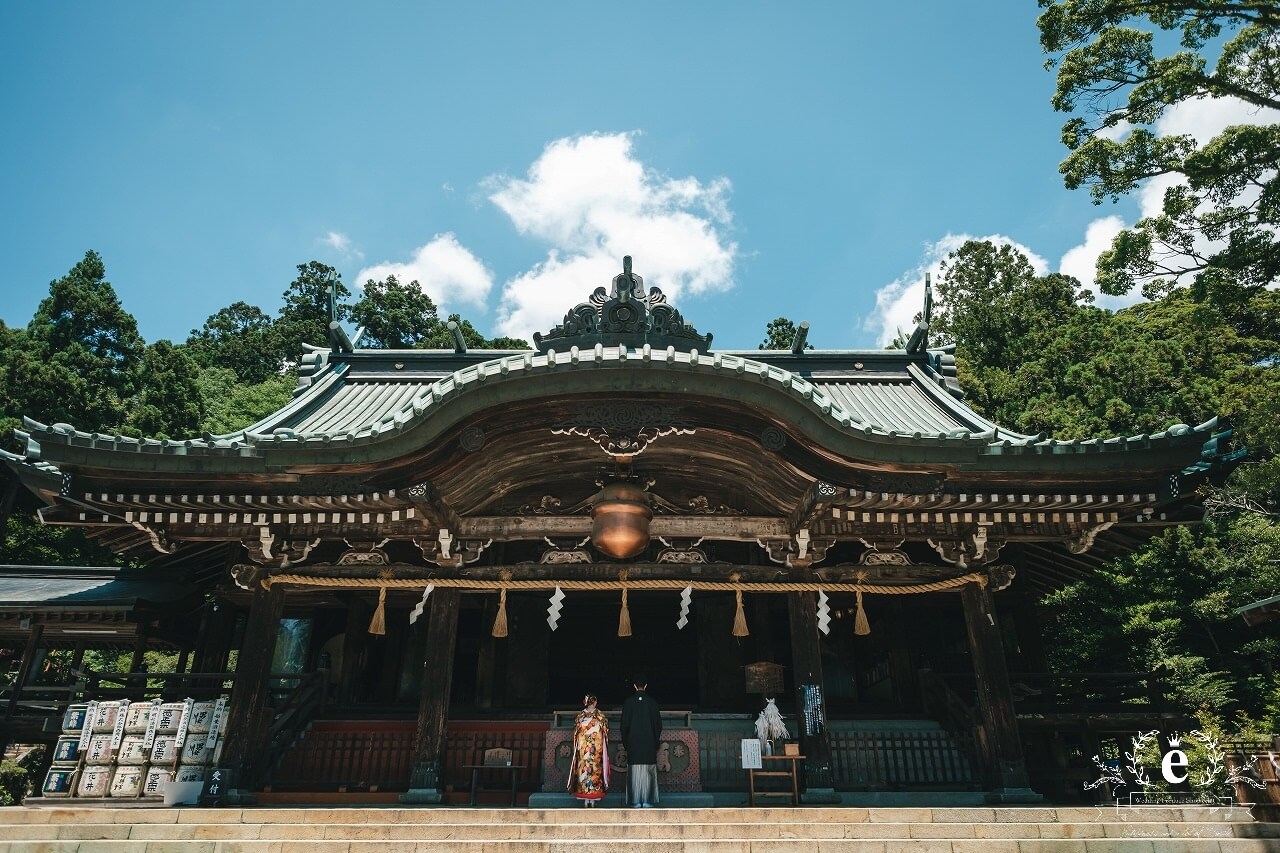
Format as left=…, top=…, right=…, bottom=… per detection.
left=267, top=720, right=550, bottom=795
left=696, top=726, right=976, bottom=791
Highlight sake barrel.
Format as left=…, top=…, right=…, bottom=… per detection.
left=174, top=765, right=206, bottom=784
left=180, top=736, right=213, bottom=766
left=61, top=703, right=90, bottom=734
left=123, top=701, right=153, bottom=733
left=142, top=766, right=172, bottom=797
left=41, top=767, right=77, bottom=798
left=90, top=700, right=123, bottom=733
left=150, top=734, right=179, bottom=764
left=76, top=765, right=111, bottom=798
left=117, top=734, right=149, bottom=765
left=109, top=764, right=145, bottom=798
left=83, top=733, right=115, bottom=765
left=51, top=735, right=82, bottom=766
left=187, top=701, right=216, bottom=734
left=154, top=702, right=185, bottom=734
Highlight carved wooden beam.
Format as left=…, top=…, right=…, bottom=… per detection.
left=459, top=515, right=790, bottom=541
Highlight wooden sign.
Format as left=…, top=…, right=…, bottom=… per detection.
left=744, top=661, right=784, bottom=695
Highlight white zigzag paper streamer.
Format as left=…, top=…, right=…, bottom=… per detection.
left=547, top=586, right=565, bottom=631
left=816, top=590, right=831, bottom=635
left=676, top=586, right=692, bottom=629
left=409, top=584, right=435, bottom=625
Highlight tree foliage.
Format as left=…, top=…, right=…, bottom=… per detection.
left=18, top=251, right=144, bottom=432
left=758, top=317, right=812, bottom=350
left=1038, top=1, right=1280, bottom=304
left=186, top=301, right=281, bottom=384
left=934, top=237, right=1280, bottom=722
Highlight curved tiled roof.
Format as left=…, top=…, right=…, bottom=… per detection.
left=10, top=343, right=1223, bottom=471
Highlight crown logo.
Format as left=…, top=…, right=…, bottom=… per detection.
left=1167, top=734, right=1183, bottom=748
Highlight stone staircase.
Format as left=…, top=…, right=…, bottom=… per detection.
left=1, top=805, right=1278, bottom=851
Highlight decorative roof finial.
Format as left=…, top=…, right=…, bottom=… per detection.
left=532, top=255, right=712, bottom=353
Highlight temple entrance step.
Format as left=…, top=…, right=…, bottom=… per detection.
left=2, top=805, right=1278, bottom=851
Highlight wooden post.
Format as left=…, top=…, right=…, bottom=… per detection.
left=786, top=592, right=840, bottom=803
left=402, top=587, right=461, bottom=804
left=2, top=623, right=44, bottom=742
left=339, top=596, right=371, bottom=707
left=886, top=602, right=919, bottom=709
left=193, top=599, right=234, bottom=676
left=218, top=582, right=284, bottom=804
left=960, top=581, right=1041, bottom=802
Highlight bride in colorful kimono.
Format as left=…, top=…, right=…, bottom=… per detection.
left=567, top=693, right=610, bottom=806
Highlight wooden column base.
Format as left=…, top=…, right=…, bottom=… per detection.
left=399, top=760, right=446, bottom=804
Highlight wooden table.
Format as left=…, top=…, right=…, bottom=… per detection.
left=747, top=754, right=804, bottom=806
left=462, top=763, right=525, bottom=806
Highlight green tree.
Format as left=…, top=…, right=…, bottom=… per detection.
left=349, top=275, right=444, bottom=348
left=127, top=341, right=206, bottom=439
left=186, top=301, right=281, bottom=384
left=758, top=317, right=812, bottom=350
left=274, top=261, right=350, bottom=365
left=1038, top=1, right=1280, bottom=311
left=17, top=251, right=144, bottom=433
left=195, top=367, right=295, bottom=436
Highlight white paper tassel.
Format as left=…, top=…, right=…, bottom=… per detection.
left=816, top=589, right=831, bottom=635
left=676, top=585, right=692, bottom=629
left=408, top=583, right=435, bottom=625
left=547, top=586, right=565, bottom=631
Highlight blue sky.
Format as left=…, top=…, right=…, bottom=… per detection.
left=0, top=2, right=1192, bottom=351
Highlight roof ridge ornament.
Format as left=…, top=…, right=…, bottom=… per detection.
left=532, top=255, right=713, bottom=354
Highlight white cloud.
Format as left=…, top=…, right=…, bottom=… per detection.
left=486, top=133, right=737, bottom=340
left=355, top=233, right=493, bottom=311
left=1057, top=215, right=1143, bottom=309
left=865, top=233, right=1048, bottom=348
left=320, top=231, right=364, bottom=261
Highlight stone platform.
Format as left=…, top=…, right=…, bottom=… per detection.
left=2, top=804, right=1278, bottom=851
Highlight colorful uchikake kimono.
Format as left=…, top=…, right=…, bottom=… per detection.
left=568, top=707, right=610, bottom=801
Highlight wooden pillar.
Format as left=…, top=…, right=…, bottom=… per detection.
left=2, top=623, right=43, bottom=730
left=886, top=602, right=919, bottom=709
left=402, top=587, right=461, bottom=804
left=339, top=597, right=371, bottom=707
left=193, top=599, right=234, bottom=676
left=474, top=595, right=499, bottom=711
left=786, top=592, right=840, bottom=803
left=504, top=594, right=548, bottom=707
left=960, top=581, right=1041, bottom=802
left=218, top=582, right=284, bottom=803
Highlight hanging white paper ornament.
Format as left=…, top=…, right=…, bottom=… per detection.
left=547, top=586, right=565, bottom=630
left=816, top=590, right=831, bottom=635
left=676, top=585, right=692, bottom=629
left=409, top=583, right=435, bottom=625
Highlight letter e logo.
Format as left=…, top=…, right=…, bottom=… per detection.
left=1161, top=748, right=1189, bottom=784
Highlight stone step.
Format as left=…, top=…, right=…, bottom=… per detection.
left=1, top=807, right=1266, bottom=824
left=2, top=841, right=1280, bottom=852
left=5, top=820, right=1280, bottom=841
left=1, top=806, right=1275, bottom=853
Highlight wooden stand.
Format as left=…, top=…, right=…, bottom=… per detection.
left=463, top=763, right=525, bottom=806
left=748, top=754, right=804, bottom=806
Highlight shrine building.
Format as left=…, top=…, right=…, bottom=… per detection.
left=0, top=257, right=1238, bottom=805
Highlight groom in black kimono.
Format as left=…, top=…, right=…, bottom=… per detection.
left=620, top=674, right=662, bottom=807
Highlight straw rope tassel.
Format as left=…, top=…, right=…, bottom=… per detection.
left=618, top=587, right=632, bottom=637
left=853, top=589, right=871, bottom=636
left=368, top=587, right=387, bottom=636
left=732, top=589, right=750, bottom=637
left=491, top=587, right=509, bottom=638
